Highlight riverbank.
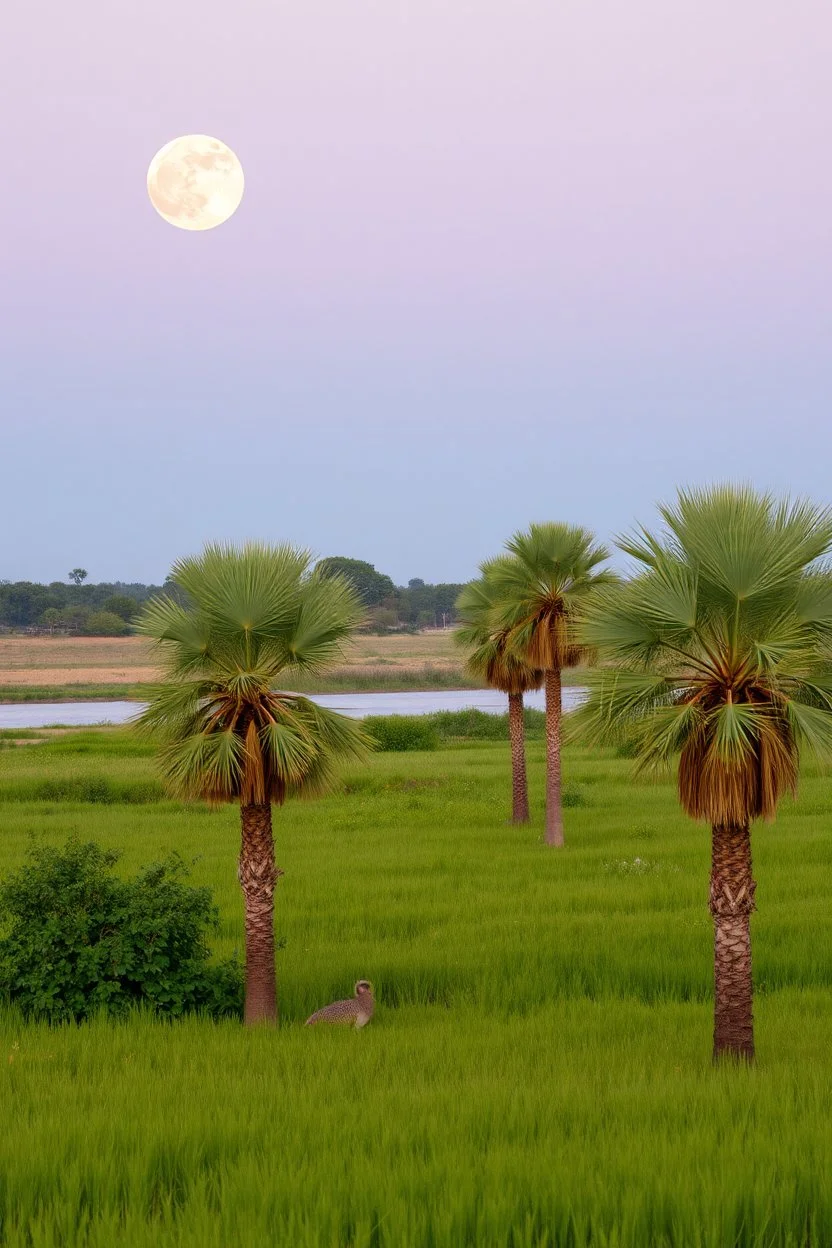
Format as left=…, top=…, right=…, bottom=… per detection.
left=0, top=666, right=486, bottom=704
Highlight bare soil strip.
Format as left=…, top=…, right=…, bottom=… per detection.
left=0, top=632, right=462, bottom=688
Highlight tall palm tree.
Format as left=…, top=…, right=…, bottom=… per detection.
left=135, top=542, right=370, bottom=1026
left=491, top=524, right=613, bottom=846
left=455, top=563, right=543, bottom=823
left=575, top=486, right=832, bottom=1061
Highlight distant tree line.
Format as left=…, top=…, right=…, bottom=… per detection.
left=0, top=559, right=466, bottom=636
left=0, top=580, right=166, bottom=636
left=316, top=558, right=465, bottom=631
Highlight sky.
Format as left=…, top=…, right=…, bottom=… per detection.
left=3, top=0, right=832, bottom=585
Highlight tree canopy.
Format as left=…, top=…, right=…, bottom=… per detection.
left=135, top=542, right=371, bottom=804
left=575, top=485, right=832, bottom=823
left=316, top=558, right=395, bottom=607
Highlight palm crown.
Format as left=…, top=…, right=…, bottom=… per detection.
left=490, top=524, right=614, bottom=668
left=576, top=487, right=832, bottom=824
left=455, top=561, right=543, bottom=696
left=135, top=542, right=370, bottom=805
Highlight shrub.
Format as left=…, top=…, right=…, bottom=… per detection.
left=428, top=708, right=546, bottom=742
left=562, top=784, right=589, bottom=808
left=101, top=594, right=139, bottom=622
left=83, top=610, right=130, bottom=637
left=429, top=709, right=506, bottom=741
left=364, top=715, right=439, bottom=752
left=0, top=840, right=242, bottom=1022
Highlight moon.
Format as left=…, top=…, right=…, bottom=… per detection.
left=146, top=135, right=245, bottom=231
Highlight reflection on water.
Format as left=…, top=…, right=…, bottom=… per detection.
left=0, top=687, right=588, bottom=730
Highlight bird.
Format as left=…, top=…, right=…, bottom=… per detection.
left=305, top=980, right=375, bottom=1028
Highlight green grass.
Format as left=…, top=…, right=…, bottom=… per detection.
left=0, top=727, right=830, bottom=1245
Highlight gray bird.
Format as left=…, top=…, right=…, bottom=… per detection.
left=305, top=980, right=375, bottom=1028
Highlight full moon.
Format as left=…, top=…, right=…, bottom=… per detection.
left=146, top=135, right=245, bottom=231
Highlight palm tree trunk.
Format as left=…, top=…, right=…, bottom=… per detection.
left=709, top=823, right=756, bottom=1062
left=239, top=802, right=279, bottom=1025
left=507, top=692, right=530, bottom=823
left=544, top=668, right=564, bottom=847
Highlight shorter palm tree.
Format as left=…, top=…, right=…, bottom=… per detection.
left=491, top=525, right=613, bottom=846
left=575, top=486, right=832, bottom=1061
left=456, top=564, right=543, bottom=823
left=135, top=542, right=371, bottom=1026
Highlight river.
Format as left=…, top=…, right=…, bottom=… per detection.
left=0, top=687, right=588, bottom=730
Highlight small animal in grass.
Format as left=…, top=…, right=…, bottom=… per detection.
left=305, top=980, right=375, bottom=1028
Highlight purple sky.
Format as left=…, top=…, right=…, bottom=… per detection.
left=3, top=0, right=832, bottom=584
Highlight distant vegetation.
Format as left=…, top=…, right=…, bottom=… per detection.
left=0, top=581, right=164, bottom=635
left=0, top=558, right=466, bottom=635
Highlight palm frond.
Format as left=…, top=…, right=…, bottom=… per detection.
left=784, top=699, right=832, bottom=760
left=283, top=568, right=365, bottom=672
left=159, top=729, right=248, bottom=803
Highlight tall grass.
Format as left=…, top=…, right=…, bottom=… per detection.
left=0, top=729, right=829, bottom=1245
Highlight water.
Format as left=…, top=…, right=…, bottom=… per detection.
left=0, top=687, right=588, bottom=730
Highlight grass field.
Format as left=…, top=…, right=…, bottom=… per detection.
left=0, top=632, right=504, bottom=701
left=0, top=725, right=830, bottom=1245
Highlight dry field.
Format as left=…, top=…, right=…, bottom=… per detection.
left=0, top=631, right=462, bottom=688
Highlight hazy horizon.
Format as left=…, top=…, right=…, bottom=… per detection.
left=4, top=0, right=831, bottom=584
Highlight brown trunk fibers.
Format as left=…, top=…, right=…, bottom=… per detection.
left=709, top=823, right=756, bottom=1062
left=544, top=668, right=564, bottom=847
left=507, top=692, right=530, bottom=824
left=239, top=803, right=281, bottom=1025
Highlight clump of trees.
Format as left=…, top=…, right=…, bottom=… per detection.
left=454, top=525, right=613, bottom=840
left=316, top=558, right=465, bottom=631
left=0, top=580, right=161, bottom=634
left=454, top=488, right=832, bottom=1064
left=0, top=561, right=467, bottom=636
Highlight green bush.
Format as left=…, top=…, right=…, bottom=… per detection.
left=101, top=594, right=139, bottom=622
left=0, top=840, right=242, bottom=1022
left=83, top=610, right=130, bottom=637
left=562, top=784, right=589, bottom=808
left=428, top=708, right=546, bottom=741
left=429, top=709, right=506, bottom=740
left=364, top=715, right=440, bottom=752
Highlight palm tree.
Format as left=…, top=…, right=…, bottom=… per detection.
left=575, top=486, right=832, bottom=1062
left=135, top=542, right=370, bottom=1026
left=491, top=525, right=613, bottom=846
left=455, top=563, right=543, bottom=823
